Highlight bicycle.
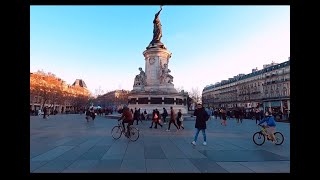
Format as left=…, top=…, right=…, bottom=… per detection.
left=252, top=125, right=284, bottom=146
left=111, top=120, right=140, bottom=141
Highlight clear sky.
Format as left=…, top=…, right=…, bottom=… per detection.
left=30, top=5, right=290, bottom=95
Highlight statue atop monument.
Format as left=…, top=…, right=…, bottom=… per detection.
left=134, top=67, right=147, bottom=86
left=160, top=63, right=173, bottom=84
left=150, top=6, right=163, bottom=44
left=129, top=6, right=186, bottom=115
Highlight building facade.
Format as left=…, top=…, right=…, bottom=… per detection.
left=202, top=59, right=290, bottom=119
left=30, top=72, right=90, bottom=114
left=94, top=90, right=131, bottom=109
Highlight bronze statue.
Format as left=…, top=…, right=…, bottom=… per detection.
left=150, top=6, right=163, bottom=44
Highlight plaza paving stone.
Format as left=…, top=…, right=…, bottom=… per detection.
left=30, top=114, right=290, bottom=173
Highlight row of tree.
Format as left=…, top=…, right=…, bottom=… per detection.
left=30, top=70, right=91, bottom=111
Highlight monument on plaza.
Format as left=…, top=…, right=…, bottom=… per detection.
left=128, top=6, right=188, bottom=114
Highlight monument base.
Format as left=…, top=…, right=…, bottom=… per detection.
left=143, top=84, right=177, bottom=94
left=128, top=92, right=188, bottom=114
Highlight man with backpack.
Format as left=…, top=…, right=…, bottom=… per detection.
left=191, top=103, right=210, bottom=146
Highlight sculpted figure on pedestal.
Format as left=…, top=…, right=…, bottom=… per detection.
left=134, top=67, right=147, bottom=86
left=160, top=63, right=173, bottom=84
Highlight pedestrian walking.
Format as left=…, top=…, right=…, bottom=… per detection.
left=191, top=103, right=209, bottom=146
left=176, top=109, right=184, bottom=130
left=162, top=107, right=168, bottom=124
left=166, top=107, right=179, bottom=131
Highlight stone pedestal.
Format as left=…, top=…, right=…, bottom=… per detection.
left=128, top=41, right=187, bottom=114
left=128, top=92, right=188, bottom=114
left=142, top=46, right=177, bottom=93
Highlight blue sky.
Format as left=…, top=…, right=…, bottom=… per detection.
left=30, top=5, right=290, bottom=95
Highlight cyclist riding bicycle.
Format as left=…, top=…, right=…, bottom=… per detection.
left=118, top=105, right=133, bottom=136
left=258, top=111, right=277, bottom=143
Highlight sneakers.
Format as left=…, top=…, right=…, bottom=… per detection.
left=166, top=129, right=170, bottom=132
left=203, top=142, right=207, bottom=146
left=191, top=141, right=196, bottom=146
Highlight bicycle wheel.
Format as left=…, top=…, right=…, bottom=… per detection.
left=111, top=126, right=122, bottom=139
left=128, top=126, right=139, bottom=142
left=253, top=132, right=265, bottom=146
left=274, top=132, right=284, bottom=145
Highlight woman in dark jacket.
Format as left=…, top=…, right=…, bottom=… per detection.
left=176, top=109, right=184, bottom=130
left=221, top=109, right=227, bottom=126
left=191, top=103, right=209, bottom=146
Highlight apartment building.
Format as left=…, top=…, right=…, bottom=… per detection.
left=202, top=59, right=290, bottom=119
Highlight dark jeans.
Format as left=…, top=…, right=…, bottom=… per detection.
left=162, top=115, right=167, bottom=122
left=136, top=117, right=143, bottom=125
left=177, top=120, right=184, bottom=129
left=122, top=119, right=133, bottom=133
left=150, top=119, right=162, bottom=128
left=256, top=117, right=260, bottom=124
left=193, top=128, right=206, bottom=142
left=168, top=120, right=179, bottom=130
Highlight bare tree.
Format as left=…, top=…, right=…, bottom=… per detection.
left=94, top=86, right=104, bottom=98
left=189, top=87, right=202, bottom=104
left=176, top=86, right=184, bottom=93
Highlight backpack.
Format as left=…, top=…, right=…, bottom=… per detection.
left=205, top=111, right=210, bottom=121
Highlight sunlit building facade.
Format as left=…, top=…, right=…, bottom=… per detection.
left=94, top=90, right=130, bottom=108
left=30, top=72, right=90, bottom=113
left=202, top=59, right=290, bottom=119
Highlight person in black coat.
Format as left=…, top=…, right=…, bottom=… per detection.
left=43, top=106, right=47, bottom=119
left=176, top=109, right=184, bottom=129
left=162, top=107, right=168, bottom=124
left=191, top=103, right=209, bottom=146
left=134, top=108, right=139, bottom=125
left=255, top=109, right=261, bottom=124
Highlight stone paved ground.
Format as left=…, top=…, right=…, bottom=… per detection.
left=30, top=114, right=290, bottom=173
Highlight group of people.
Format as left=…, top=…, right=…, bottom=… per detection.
left=117, top=103, right=278, bottom=145
left=117, top=106, right=186, bottom=136
left=148, top=107, right=185, bottom=131
left=192, top=103, right=278, bottom=145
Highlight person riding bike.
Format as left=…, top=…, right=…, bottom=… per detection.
left=118, top=105, right=133, bottom=137
left=258, top=111, right=277, bottom=143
